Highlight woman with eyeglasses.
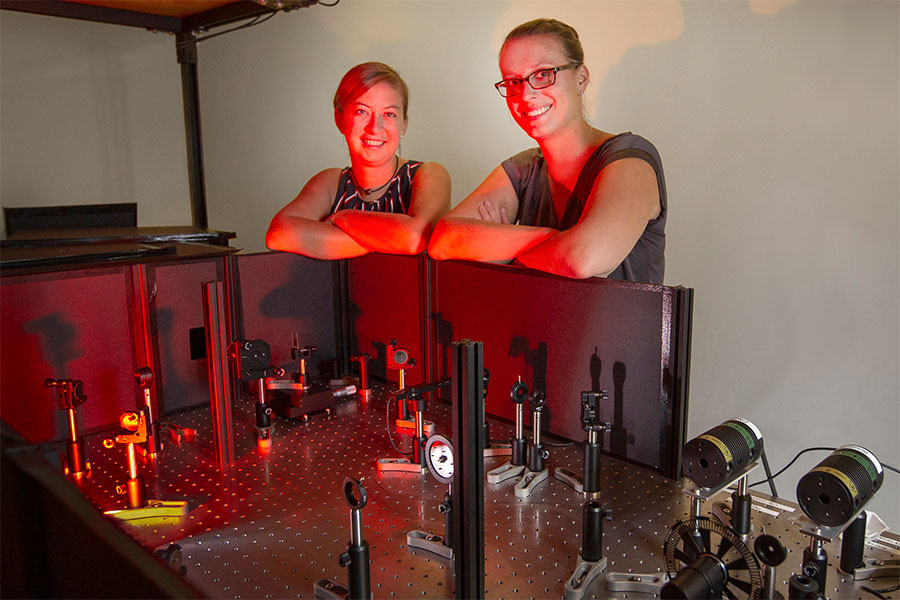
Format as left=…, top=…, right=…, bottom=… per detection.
left=428, top=19, right=666, bottom=283
left=266, top=62, right=450, bottom=258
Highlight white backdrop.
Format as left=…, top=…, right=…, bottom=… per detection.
left=2, top=0, right=898, bottom=525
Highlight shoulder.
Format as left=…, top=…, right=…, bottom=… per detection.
left=409, top=160, right=449, bottom=179
left=306, top=167, right=344, bottom=190
left=298, top=167, right=343, bottom=207
left=503, top=147, right=543, bottom=168
left=601, top=133, right=662, bottom=163
left=501, top=147, right=543, bottom=183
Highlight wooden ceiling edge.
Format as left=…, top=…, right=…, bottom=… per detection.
left=0, top=0, right=277, bottom=34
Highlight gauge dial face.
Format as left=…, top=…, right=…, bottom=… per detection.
left=425, top=434, right=454, bottom=485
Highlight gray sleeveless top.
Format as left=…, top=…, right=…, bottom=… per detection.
left=501, top=133, right=666, bottom=284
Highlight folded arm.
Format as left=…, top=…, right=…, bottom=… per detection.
left=331, top=162, right=451, bottom=255
left=428, top=165, right=556, bottom=262
left=430, top=158, right=660, bottom=278
left=516, top=158, right=661, bottom=279
left=265, top=169, right=371, bottom=259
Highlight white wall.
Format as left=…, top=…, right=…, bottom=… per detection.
left=0, top=10, right=191, bottom=228
left=2, top=1, right=898, bottom=526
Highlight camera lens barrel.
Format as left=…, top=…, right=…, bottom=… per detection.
left=796, top=445, right=883, bottom=526
left=682, top=418, right=763, bottom=488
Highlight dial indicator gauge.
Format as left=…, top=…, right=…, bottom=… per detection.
left=425, top=434, right=454, bottom=485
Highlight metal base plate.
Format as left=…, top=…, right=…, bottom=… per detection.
left=64, top=384, right=899, bottom=599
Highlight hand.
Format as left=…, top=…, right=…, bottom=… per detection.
left=476, top=200, right=511, bottom=224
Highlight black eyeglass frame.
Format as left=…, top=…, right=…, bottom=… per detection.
left=494, top=62, right=582, bottom=98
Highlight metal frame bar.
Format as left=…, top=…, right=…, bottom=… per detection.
left=667, top=286, right=693, bottom=479
left=451, top=340, right=485, bottom=599
left=202, top=280, right=236, bottom=468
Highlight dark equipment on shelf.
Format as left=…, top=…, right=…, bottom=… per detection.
left=45, top=378, right=90, bottom=480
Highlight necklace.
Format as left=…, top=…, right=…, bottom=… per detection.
left=351, top=155, right=401, bottom=197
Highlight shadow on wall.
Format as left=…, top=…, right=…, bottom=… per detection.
left=24, top=313, right=82, bottom=378
left=587, top=347, right=633, bottom=457
left=508, top=335, right=550, bottom=428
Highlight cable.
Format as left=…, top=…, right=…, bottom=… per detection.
left=760, top=447, right=778, bottom=498
left=862, top=583, right=899, bottom=600
left=544, top=439, right=574, bottom=447
left=750, top=447, right=899, bottom=490
left=385, top=393, right=411, bottom=457
left=749, top=447, right=836, bottom=489
left=176, top=13, right=276, bottom=49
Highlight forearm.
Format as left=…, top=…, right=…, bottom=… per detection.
left=428, top=217, right=557, bottom=263
left=330, top=211, right=431, bottom=255
left=516, top=230, right=617, bottom=279
left=265, top=215, right=370, bottom=259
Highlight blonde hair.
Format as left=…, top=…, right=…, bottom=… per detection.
left=333, top=62, right=409, bottom=119
left=502, top=18, right=585, bottom=65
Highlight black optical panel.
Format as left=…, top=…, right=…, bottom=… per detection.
left=796, top=445, right=884, bottom=527
left=681, top=418, right=763, bottom=488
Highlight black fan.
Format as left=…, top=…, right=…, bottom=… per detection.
left=662, top=517, right=762, bottom=599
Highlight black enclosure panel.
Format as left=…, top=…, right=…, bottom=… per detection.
left=148, top=259, right=223, bottom=413
left=4, top=203, right=137, bottom=235
left=432, top=260, right=683, bottom=474
left=347, top=253, right=427, bottom=385
left=234, top=252, right=338, bottom=378
left=0, top=268, right=137, bottom=443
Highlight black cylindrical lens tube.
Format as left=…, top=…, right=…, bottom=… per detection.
left=682, top=418, right=763, bottom=488
left=839, top=511, right=867, bottom=574
left=582, top=500, right=605, bottom=562
left=788, top=574, right=818, bottom=599
left=511, top=437, right=526, bottom=466
left=796, top=445, right=883, bottom=526
left=584, top=440, right=602, bottom=494
left=661, top=555, right=727, bottom=600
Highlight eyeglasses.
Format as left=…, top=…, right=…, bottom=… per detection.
left=494, top=63, right=582, bottom=98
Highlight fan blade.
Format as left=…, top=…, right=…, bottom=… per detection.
left=725, top=557, right=749, bottom=572
left=674, top=547, right=696, bottom=564
left=716, top=535, right=734, bottom=558
left=684, top=530, right=707, bottom=555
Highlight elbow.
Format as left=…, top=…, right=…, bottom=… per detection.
left=264, top=226, right=279, bottom=251
left=265, top=219, right=297, bottom=253
left=521, top=243, right=614, bottom=280
left=264, top=224, right=284, bottom=252
left=566, top=250, right=617, bottom=280
left=426, top=222, right=452, bottom=260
